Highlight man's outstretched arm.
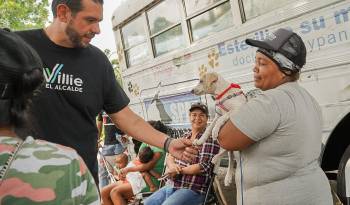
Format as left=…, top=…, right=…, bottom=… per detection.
left=109, top=107, right=197, bottom=161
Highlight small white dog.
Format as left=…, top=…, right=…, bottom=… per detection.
left=191, top=72, right=247, bottom=186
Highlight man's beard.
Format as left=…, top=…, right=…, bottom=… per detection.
left=65, top=21, right=93, bottom=48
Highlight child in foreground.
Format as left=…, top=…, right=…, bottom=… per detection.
left=101, top=146, right=160, bottom=205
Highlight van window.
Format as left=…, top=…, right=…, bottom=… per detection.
left=121, top=16, right=149, bottom=67
left=147, top=0, right=185, bottom=56
left=184, top=0, right=222, bottom=16
left=188, top=1, right=233, bottom=41
left=242, top=0, right=293, bottom=20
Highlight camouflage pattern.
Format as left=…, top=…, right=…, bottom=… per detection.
left=0, top=136, right=99, bottom=205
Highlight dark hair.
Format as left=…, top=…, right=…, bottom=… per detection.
left=51, top=0, right=104, bottom=17
left=286, top=72, right=300, bottom=82
left=138, top=146, right=154, bottom=163
left=1, top=69, right=44, bottom=137
left=148, top=120, right=169, bottom=134
left=134, top=121, right=168, bottom=154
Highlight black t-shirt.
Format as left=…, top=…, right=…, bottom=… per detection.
left=16, top=29, right=130, bottom=181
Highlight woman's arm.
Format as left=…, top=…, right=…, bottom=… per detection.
left=122, top=152, right=162, bottom=174
left=180, top=164, right=201, bottom=175
left=149, top=170, right=161, bottom=178
left=165, top=154, right=182, bottom=177
left=109, top=107, right=197, bottom=161
left=218, top=121, right=255, bottom=151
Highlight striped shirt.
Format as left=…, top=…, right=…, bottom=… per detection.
left=173, top=132, right=220, bottom=194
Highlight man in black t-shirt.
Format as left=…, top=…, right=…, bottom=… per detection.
left=15, top=0, right=196, bottom=185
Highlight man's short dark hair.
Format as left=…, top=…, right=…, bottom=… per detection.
left=138, top=146, right=154, bottom=164
left=51, top=0, right=104, bottom=17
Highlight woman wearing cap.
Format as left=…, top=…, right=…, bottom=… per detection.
left=217, top=28, right=332, bottom=205
left=0, top=29, right=99, bottom=204
left=144, top=103, right=220, bottom=205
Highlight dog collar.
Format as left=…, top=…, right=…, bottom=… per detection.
left=215, top=83, right=241, bottom=100
left=215, top=91, right=245, bottom=112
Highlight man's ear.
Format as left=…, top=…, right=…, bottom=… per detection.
left=56, top=4, right=71, bottom=23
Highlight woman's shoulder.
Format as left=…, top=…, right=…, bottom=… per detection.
left=255, top=82, right=300, bottom=102
left=25, top=137, right=81, bottom=159
left=16, top=137, right=90, bottom=179
left=1, top=137, right=99, bottom=204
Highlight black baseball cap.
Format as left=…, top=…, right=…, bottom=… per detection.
left=189, top=102, right=209, bottom=116
left=0, top=28, right=43, bottom=99
left=246, top=28, right=306, bottom=70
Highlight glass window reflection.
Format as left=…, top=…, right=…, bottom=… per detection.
left=153, top=25, right=185, bottom=56
left=147, top=0, right=181, bottom=35
left=242, top=0, right=293, bottom=20
left=122, top=16, right=147, bottom=49
left=184, top=0, right=221, bottom=16
left=190, top=2, right=233, bottom=41
left=125, top=43, right=149, bottom=67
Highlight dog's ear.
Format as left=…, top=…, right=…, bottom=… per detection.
left=207, top=73, right=218, bottom=86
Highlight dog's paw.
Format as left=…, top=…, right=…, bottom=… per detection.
left=212, top=154, right=220, bottom=164
left=192, top=139, right=202, bottom=146
left=192, top=139, right=199, bottom=146
left=213, top=163, right=220, bottom=174
left=224, top=172, right=233, bottom=186
left=194, top=132, right=210, bottom=145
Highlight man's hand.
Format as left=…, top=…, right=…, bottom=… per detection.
left=168, top=138, right=198, bottom=162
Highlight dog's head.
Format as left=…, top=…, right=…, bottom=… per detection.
left=191, top=72, right=219, bottom=95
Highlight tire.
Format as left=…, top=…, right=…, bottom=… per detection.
left=337, top=144, right=350, bottom=204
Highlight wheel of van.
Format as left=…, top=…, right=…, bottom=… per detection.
left=337, top=144, right=350, bottom=204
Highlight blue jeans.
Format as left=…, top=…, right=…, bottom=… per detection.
left=144, top=186, right=205, bottom=205
left=98, top=162, right=109, bottom=189
left=101, top=144, right=125, bottom=156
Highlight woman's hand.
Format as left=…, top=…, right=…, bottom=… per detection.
left=120, top=167, right=129, bottom=178
left=166, top=164, right=182, bottom=178
left=117, top=172, right=126, bottom=181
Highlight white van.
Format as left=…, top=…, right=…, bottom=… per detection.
left=112, top=0, right=350, bottom=203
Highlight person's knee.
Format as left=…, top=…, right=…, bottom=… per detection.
left=101, top=187, right=109, bottom=197
left=110, top=186, right=121, bottom=196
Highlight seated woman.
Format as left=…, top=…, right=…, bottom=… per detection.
left=144, top=103, right=220, bottom=205
left=0, top=29, right=99, bottom=204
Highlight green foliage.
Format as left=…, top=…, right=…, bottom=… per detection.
left=104, top=49, right=123, bottom=87
left=0, top=0, right=49, bottom=30
left=152, top=17, right=172, bottom=34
